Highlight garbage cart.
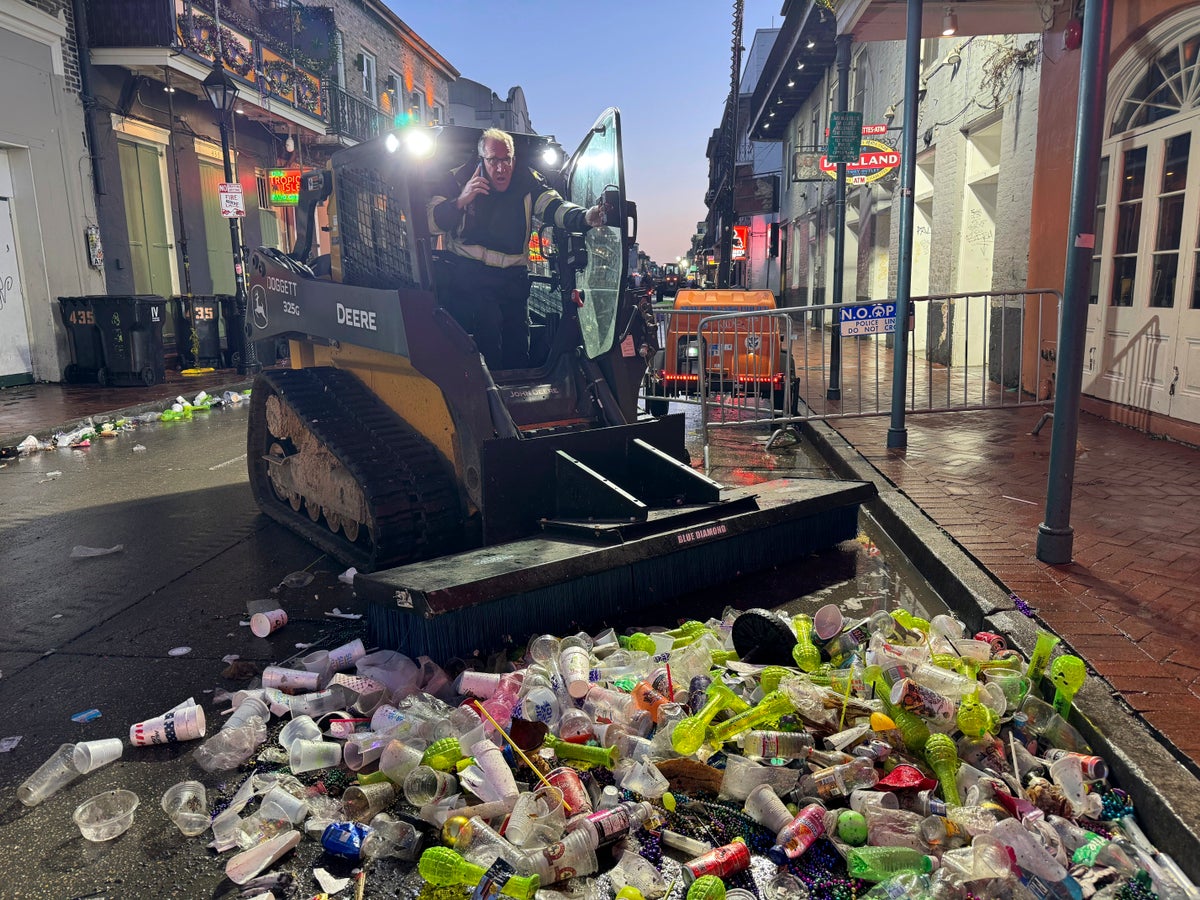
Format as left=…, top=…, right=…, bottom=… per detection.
left=58, top=295, right=166, bottom=386
left=170, top=294, right=228, bottom=369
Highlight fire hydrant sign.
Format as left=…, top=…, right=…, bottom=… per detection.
left=840, top=302, right=897, bottom=336
left=219, top=182, right=245, bottom=218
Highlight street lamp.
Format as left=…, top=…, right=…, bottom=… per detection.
left=202, top=59, right=260, bottom=375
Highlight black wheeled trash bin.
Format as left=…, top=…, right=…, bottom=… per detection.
left=58, top=295, right=166, bottom=387
left=58, top=297, right=105, bottom=384
left=171, top=295, right=227, bottom=369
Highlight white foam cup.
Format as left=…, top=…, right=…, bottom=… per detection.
left=130, top=703, right=206, bottom=746
left=73, top=739, right=124, bottom=774
left=327, top=638, right=366, bottom=672
left=250, top=608, right=288, bottom=638
left=262, top=666, right=320, bottom=692
left=743, top=783, right=792, bottom=833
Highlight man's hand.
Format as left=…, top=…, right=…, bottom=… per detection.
left=456, top=166, right=490, bottom=210
left=585, top=203, right=607, bottom=228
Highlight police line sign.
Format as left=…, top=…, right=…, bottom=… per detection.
left=840, top=302, right=896, bottom=336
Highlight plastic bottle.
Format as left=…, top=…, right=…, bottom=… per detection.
left=798, top=756, right=879, bottom=802
left=1019, top=696, right=1091, bottom=754
left=766, top=802, right=827, bottom=865
left=740, top=729, right=815, bottom=760
left=846, top=846, right=935, bottom=883
left=631, top=679, right=671, bottom=724
left=567, top=800, right=653, bottom=850
left=417, top=846, right=540, bottom=899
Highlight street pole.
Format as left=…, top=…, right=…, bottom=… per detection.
left=216, top=115, right=259, bottom=375
left=887, top=0, right=924, bottom=449
left=829, top=34, right=851, bottom=401
left=1037, top=0, right=1113, bottom=564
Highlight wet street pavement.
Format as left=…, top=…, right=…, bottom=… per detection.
left=0, top=401, right=949, bottom=897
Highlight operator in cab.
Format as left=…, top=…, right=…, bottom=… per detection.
left=427, top=128, right=606, bottom=370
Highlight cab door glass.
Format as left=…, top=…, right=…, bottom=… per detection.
left=566, top=108, right=625, bottom=359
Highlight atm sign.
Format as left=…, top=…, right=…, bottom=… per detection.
left=269, top=168, right=302, bottom=206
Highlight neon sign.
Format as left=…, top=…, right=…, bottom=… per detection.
left=268, top=168, right=302, bottom=206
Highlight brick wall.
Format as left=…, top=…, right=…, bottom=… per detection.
left=21, top=0, right=81, bottom=92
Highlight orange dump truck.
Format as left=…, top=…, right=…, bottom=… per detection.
left=646, top=289, right=796, bottom=415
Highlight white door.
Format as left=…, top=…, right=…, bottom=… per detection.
left=0, top=198, right=32, bottom=382
left=1087, top=118, right=1200, bottom=420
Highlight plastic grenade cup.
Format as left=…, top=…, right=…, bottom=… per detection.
left=790, top=613, right=821, bottom=672
left=923, top=732, right=962, bottom=806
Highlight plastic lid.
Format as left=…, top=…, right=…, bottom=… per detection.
left=813, top=604, right=844, bottom=641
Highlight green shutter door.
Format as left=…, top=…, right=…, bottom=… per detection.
left=117, top=140, right=173, bottom=297
left=199, top=160, right=236, bottom=295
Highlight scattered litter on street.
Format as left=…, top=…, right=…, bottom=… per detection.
left=169, top=646, right=193, bottom=657
left=0, top=736, right=23, bottom=752
left=70, top=709, right=102, bottom=724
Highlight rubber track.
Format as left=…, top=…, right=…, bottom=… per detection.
left=248, top=368, right=462, bottom=572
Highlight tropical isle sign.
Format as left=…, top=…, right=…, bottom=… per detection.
left=820, top=132, right=901, bottom=185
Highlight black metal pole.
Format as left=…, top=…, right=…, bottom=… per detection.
left=1037, top=0, right=1113, bottom=564
left=217, top=116, right=259, bottom=375
left=828, top=34, right=851, bottom=401
left=886, top=0, right=924, bottom=449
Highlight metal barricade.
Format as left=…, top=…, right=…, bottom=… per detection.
left=639, top=290, right=1060, bottom=465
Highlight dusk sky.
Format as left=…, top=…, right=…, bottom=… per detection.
left=393, top=0, right=783, bottom=266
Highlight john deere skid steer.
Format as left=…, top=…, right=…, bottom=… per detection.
left=245, top=109, right=872, bottom=659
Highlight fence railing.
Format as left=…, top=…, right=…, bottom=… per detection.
left=642, top=290, right=1061, bottom=458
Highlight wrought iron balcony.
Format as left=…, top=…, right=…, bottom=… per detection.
left=323, top=84, right=391, bottom=145
left=85, top=0, right=327, bottom=121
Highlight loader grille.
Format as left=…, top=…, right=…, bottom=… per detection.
left=336, top=165, right=417, bottom=290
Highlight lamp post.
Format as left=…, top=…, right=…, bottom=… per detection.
left=202, top=59, right=260, bottom=375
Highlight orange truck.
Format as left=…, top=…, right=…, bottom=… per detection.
left=646, top=288, right=796, bottom=415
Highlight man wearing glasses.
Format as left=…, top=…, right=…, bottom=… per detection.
left=428, top=128, right=606, bottom=370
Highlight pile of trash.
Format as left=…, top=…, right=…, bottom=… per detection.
left=11, top=389, right=251, bottom=454
left=17, top=604, right=1200, bottom=900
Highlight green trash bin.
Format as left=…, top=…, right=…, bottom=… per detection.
left=59, top=295, right=166, bottom=386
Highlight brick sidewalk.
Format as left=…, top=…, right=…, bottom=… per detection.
left=828, top=406, right=1200, bottom=766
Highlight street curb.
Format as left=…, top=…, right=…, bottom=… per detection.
left=801, top=418, right=1200, bottom=880
left=0, top=380, right=255, bottom=449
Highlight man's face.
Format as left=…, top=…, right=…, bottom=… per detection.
left=481, top=137, right=514, bottom=192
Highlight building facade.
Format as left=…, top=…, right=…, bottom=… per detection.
left=0, top=0, right=104, bottom=385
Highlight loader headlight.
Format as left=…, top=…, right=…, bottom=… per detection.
left=385, top=133, right=400, bottom=154
left=540, top=146, right=562, bottom=168
left=404, top=128, right=435, bottom=158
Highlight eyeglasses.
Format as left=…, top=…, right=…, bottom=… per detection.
left=483, top=156, right=513, bottom=169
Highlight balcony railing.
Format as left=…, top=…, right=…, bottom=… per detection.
left=85, top=0, right=326, bottom=120
left=324, top=84, right=391, bottom=145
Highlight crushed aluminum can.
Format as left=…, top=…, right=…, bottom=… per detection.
left=321, top=821, right=371, bottom=860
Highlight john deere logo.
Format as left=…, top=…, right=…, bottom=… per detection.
left=251, top=285, right=269, bottom=330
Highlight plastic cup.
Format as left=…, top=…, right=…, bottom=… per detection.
left=455, top=670, right=502, bottom=699
left=288, top=689, right=342, bottom=718
left=73, top=738, right=124, bottom=774
left=546, top=766, right=592, bottom=817
left=226, top=696, right=271, bottom=732
left=277, top=714, right=322, bottom=752
left=984, top=671, right=1032, bottom=713
left=953, top=639, right=995, bottom=662
left=611, top=850, right=668, bottom=897
left=73, top=789, right=139, bottom=842
left=343, top=732, right=390, bottom=771
left=250, top=608, right=288, bottom=638
left=379, top=738, right=427, bottom=784
left=342, top=781, right=396, bottom=822
left=260, top=785, right=309, bottom=824
left=328, top=673, right=389, bottom=715
left=130, top=703, right=206, bottom=746
left=17, top=743, right=82, bottom=806
left=535, top=827, right=600, bottom=883
left=850, top=789, right=898, bottom=814
left=506, top=785, right=567, bottom=847
left=470, top=739, right=518, bottom=800
left=262, top=666, right=320, bottom=692
left=559, top=645, right=592, bottom=700
left=288, top=738, right=341, bottom=774
left=161, top=780, right=209, bottom=837
left=743, top=783, right=792, bottom=833
left=403, top=765, right=458, bottom=806
left=328, top=638, right=366, bottom=672
left=719, top=753, right=780, bottom=802
left=814, top=604, right=844, bottom=641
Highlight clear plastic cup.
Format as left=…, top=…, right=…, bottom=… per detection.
left=342, top=782, right=396, bottom=822
left=225, top=696, right=271, bottom=732
left=505, top=785, right=566, bottom=847
left=379, top=738, right=427, bottom=784
left=403, top=765, right=458, bottom=806
left=278, top=715, right=322, bottom=752
left=161, top=780, right=209, bottom=837
left=343, top=732, right=390, bottom=771
left=17, top=743, right=82, bottom=806
left=260, top=784, right=309, bottom=824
